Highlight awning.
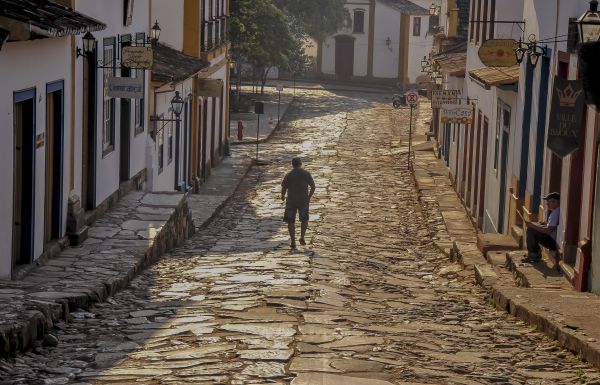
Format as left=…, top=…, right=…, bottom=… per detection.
left=0, top=0, right=106, bottom=40
left=434, top=51, right=466, bottom=76
left=468, top=65, right=520, bottom=87
left=152, top=43, right=210, bottom=85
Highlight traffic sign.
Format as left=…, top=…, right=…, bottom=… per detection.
left=276, top=84, right=284, bottom=92
left=406, top=90, right=419, bottom=106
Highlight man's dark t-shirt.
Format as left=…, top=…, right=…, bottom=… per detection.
left=282, top=168, right=315, bottom=207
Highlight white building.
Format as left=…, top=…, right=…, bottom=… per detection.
left=319, top=0, right=433, bottom=86
left=0, top=0, right=105, bottom=279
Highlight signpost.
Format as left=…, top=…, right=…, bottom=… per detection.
left=254, top=101, right=264, bottom=163
left=276, top=84, right=284, bottom=122
left=195, top=79, right=223, bottom=97
left=547, top=76, right=585, bottom=157
left=121, top=46, right=153, bottom=69
left=440, top=104, right=473, bottom=124
left=107, top=76, right=144, bottom=99
left=406, top=90, right=419, bottom=170
left=431, top=89, right=458, bottom=108
left=477, top=39, right=519, bottom=67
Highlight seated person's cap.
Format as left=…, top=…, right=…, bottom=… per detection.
left=543, top=192, right=560, bottom=201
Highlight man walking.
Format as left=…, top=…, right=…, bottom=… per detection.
left=523, top=192, right=560, bottom=262
left=281, top=157, right=315, bottom=249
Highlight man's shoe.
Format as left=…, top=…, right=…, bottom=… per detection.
left=290, top=242, right=296, bottom=249
left=299, top=238, right=306, bottom=246
left=521, top=253, right=541, bottom=263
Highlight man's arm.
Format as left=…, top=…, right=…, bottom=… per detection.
left=308, top=175, right=315, bottom=200
left=281, top=186, right=287, bottom=201
left=525, top=220, right=555, bottom=235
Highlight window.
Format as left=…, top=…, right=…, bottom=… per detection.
left=167, top=116, right=173, bottom=163
left=482, top=0, right=488, bottom=43
left=475, top=0, right=481, bottom=44
left=353, top=9, right=365, bottom=33
left=413, top=17, right=421, bottom=36
left=489, top=0, right=496, bottom=40
left=134, top=33, right=145, bottom=135
left=469, top=0, right=475, bottom=41
left=158, top=114, right=164, bottom=172
left=102, top=37, right=116, bottom=156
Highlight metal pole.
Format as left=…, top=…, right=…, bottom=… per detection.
left=278, top=90, right=281, bottom=122
left=256, top=114, right=260, bottom=162
left=408, top=105, right=414, bottom=170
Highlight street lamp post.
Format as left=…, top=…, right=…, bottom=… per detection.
left=577, top=0, right=600, bottom=43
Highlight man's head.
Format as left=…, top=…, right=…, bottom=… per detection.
left=543, top=192, right=560, bottom=210
left=292, top=157, right=302, bottom=168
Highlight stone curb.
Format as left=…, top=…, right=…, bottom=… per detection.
left=409, top=129, right=600, bottom=370
left=0, top=198, right=194, bottom=358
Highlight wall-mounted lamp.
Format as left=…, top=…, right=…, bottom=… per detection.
left=76, top=31, right=96, bottom=58
left=385, top=37, right=392, bottom=51
left=514, top=35, right=547, bottom=67
left=429, top=3, right=441, bottom=16
left=150, top=20, right=161, bottom=45
left=150, top=91, right=184, bottom=140
left=577, top=0, right=600, bottom=43
left=421, top=55, right=432, bottom=72
left=0, top=28, right=9, bottom=52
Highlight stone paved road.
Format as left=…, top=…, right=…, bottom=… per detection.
left=3, top=89, right=600, bottom=385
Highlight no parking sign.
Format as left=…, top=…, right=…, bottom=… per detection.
left=406, top=90, right=419, bottom=106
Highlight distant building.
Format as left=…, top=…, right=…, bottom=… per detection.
left=318, top=0, right=434, bottom=87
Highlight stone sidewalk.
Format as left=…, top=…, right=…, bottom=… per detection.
left=410, top=97, right=600, bottom=369
left=230, top=86, right=294, bottom=145
left=0, top=155, right=252, bottom=358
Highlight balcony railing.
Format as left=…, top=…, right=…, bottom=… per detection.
left=201, top=16, right=228, bottom=53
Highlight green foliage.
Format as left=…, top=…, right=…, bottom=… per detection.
left=229, top=0, right=298, bottom=69
left=274, top=0, right=350, bottom=41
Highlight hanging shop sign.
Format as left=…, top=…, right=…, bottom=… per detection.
left=121, top=46, right=153, bottom=69
left=195, top=79, right=223, bottom=97
left=547, top=76, right=585, bottom=157
left=106, top=76, right=144, bottom=99
left=440, top=104, right=473, bottom=124
left=478, top=39, right=518, bottom=67
left=431, top=90, right=459, bottom=108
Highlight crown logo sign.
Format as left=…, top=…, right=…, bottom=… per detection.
left=557, top=84, right=582, bottom=108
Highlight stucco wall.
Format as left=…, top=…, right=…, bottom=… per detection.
left=373, top=3, right=400, bottom=79
left=0, top=38, right=72, bottom=279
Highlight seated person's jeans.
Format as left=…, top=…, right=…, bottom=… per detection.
left=526, top=227, right=557, bottom=254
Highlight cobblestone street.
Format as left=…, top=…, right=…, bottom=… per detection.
left=4, top=89, right=600, bottom=384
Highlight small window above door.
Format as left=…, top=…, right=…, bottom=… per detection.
left=353, top=9, right=365, bottom=33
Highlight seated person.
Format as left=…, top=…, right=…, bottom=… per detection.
left=523, top=192, right=560, bottom=262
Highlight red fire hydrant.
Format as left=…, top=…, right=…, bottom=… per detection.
left=237, top=120, right=244, bottom=140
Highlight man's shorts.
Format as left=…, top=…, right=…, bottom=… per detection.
left=283, top=204, right=309, bottom=223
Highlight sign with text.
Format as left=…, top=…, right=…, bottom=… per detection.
left=121, top=46, right=153, bottom=69
left=440, top=104, right=473, bottom=124
left=195, top=79, right=223, bottom=97
left=547, top=76, right=585, bottom=157
left=431, top=89, right=459, bottom=108
left=276, top=84, right=284, bottom=92
left=107, top=76, right=144, bottom=99
left=478, top=39, right=518, bottom=67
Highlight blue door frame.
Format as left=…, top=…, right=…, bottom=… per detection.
left=13, top=88, right=37, bottom=269
left=533, top=56, right=551, bottom=213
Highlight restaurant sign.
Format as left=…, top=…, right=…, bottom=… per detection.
left=478, top=39, right=518, bottom=67
left=431, top=90, right=459, bottom=108
left=440, top=104, right=473, bottom=124
left=121, top=46, right=153, bottom=69
left=547, top=76, right=585, bottom=157
left=107, top=76, right=144, bottom=99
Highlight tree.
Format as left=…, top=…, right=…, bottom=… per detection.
left=230, top=0, right=301, bottom=95
left=273, top=0, right=350, bottom=41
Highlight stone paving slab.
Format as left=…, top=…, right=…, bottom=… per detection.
left=0, top=191, right=192, bottom=358
left=411, top=98, right=600, bottom=370
left=0, top=155, right=252, bottom=359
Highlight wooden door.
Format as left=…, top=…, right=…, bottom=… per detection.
left=335, top=36, right=354, bottom=81
left=13, top=90, right=36, bottom=267
left=45, top=83, right=64, bottom=244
